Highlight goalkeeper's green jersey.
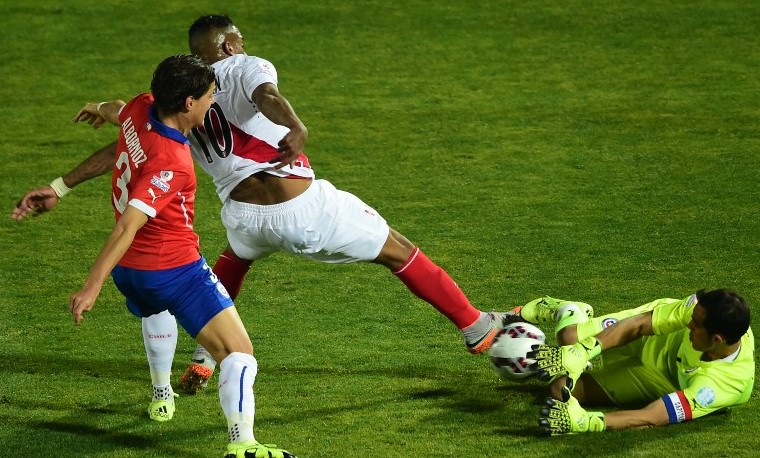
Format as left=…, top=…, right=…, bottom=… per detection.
left=642, top=295, right=754, bottom=423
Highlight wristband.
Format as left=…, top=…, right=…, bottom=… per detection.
left=50, top=177, right=72, bottom=198
left=579, top=337, right=603, bottom=359
left=96, top=102, right=106, bottom=115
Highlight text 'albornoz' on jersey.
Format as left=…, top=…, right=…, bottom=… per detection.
left=122, top=116, right=148, bottom=168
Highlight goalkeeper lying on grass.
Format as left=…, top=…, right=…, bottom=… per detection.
left=509, top=289, right=754, bottom=434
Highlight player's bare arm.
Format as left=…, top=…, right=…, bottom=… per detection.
left=11, top=142, right=118, bottom=221
left=251, top=83, right=308, bottom=170
left=604, top=398, right=671, bottom=430
left=73, top=100, right=126, bottom=128
left=70, top=205, right=148, bottom=325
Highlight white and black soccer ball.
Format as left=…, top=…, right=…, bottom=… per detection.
left=489, top=322, right=546, bottom=381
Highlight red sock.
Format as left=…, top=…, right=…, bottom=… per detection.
left=212, top=251, right=252, bottom=300
left=393, top=248, right=480, bottom=329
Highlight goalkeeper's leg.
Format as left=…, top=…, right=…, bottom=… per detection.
left=508, top=297, right=595, bottom=345
left=549, top=374, right=613, bottom=406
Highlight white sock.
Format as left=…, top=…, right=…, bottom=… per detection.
left=218, top=352, right=258, bottom=443
left=142, top=310, right=178, bottom=388
left=191, top=343, right=218, bottom=371
left=152, top=384, right=175, bottom=402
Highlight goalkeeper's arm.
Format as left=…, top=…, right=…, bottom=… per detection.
left=540, top=384, right=670, bottom=435
left=604, top=398, right=670, bottom=430
left=596, top=311, right=655, bottom=350
left=530, top=312, right=656, bottom=382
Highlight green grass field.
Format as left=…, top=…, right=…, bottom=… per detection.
left=1, top=0, right=759, bottom=456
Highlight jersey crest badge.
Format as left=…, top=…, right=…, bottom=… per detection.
left=601, top=318, right=618, bottom=329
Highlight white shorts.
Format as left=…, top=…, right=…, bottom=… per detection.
left=222, top=179, right=390, bottom=263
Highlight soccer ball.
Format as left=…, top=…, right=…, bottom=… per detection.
left=489, top=322, right=546, bottom=381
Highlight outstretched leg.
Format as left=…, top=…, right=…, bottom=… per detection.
left=509, top=296, right=595, bottom=345
left=374, top=228, right=503, bottom=354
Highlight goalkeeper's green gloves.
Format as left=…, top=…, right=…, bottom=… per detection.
left=528, top=337, right=602, bottom=383
left=539, top=383, right=606, bottom=435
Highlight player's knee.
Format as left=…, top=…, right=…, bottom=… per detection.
left=556, top=326, right=579, bottom=345
left=224, top=337, right=253, bottom=357
left=549, top=377, right=566, bottom=400
left=375, top=229, right=416, bottom=269
left=388, top=228, right=415, bottom=250
left=209, top=342, right=254, bottom=363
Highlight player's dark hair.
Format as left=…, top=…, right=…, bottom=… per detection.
left=150, top=54, right=215, bottom=115
left=696, top=289, right=750, bottom=345
left=188, top=14, right=234, bottom=55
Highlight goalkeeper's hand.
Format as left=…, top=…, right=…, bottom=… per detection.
left=527, top=338, right=602, bottom=383
left=538, top=382, right=606, bottom=435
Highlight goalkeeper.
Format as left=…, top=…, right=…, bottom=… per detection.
left=513, top=289, right=754, bottom=434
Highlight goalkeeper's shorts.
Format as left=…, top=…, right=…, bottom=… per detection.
left=586, top=342, right=677, bottom=405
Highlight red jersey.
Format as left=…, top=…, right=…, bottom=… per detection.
left=112, top=93, right=200, bottom=270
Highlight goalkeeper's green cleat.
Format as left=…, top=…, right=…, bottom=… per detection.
left=519, top=297, right=594, bottom=326
left=224, top=440, right=297, bottom=458
left=538, top=385, right=605, bottom=435
left=148, top=393, right=178, bottom=422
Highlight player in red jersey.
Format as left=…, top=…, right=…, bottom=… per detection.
left=12, top=15, right=507, bottom=395
left=67, top=54, right=295, bottom=458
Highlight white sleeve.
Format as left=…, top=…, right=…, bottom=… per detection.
left=241, top=57, right=279, bottom=99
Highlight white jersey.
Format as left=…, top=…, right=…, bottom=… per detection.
left=189, top=54, right=314, bottom=203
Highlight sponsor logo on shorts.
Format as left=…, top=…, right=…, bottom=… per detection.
left=696, top=387, right=716, bottom=406
left=601, top=318, right=618, bottom=329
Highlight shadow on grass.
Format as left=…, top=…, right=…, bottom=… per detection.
left=0, top=351, right=147, bottom=383
left=26, top=420, right=212, bottom=457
